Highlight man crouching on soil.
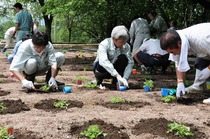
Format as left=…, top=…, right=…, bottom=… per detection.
left=93, top=25, right=134, bottom=89
left=160, top=23, right=210, bottom=104
left=10, top=31, right=65, bottom=90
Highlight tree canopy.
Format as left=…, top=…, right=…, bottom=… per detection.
left=0, top=0, right=210, bottom=43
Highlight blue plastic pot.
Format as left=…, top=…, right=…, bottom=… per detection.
left=144, top=86, right=150, bottom=92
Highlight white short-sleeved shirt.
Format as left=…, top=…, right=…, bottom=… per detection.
left=10, top=39, right=56, bottom=72
left=169, top=23, right=210, bottom=72
left=138, top=39, right=168, bottom=55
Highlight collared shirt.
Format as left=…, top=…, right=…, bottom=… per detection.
left=14, top=10, right=33, bottom=31
left=169, top=23, right=210, bottom=72
left=137, top=39, right=168, bottom=55
left=94, top=38, right=134, bottom=79
left=10, top=39, right=56, bottom=72
left=129, top=18, right=150, bottom=45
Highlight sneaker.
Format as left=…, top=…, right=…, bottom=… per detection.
left=1, top=48, right=7, bottom=53
left=203, top=98, right=210, bottom=104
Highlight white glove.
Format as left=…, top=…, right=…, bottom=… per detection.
left=176, top=82, right=185, bottom=98
left=116, top=74, right=129, bottom=87
left=197, top=67, right=210, bottom=81
left=141, top=64, right=147, bottom=71
left=21, top=79, right=35, bottom=89
left=48, top=77, right=58, bottom=89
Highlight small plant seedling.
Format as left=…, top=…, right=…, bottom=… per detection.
left=83, top=66, right=88, bottom=71
left=143, top=79, right=154, bottom=90
left=0, top=126, right=14, bottom=139
left=53, top=100, right=69, bottom=109
left=111, top=97, right=133, bottom=104
left=184, top=79, right=193, bottom=87
left=35, top=77, right=42, bottom=83
left=40, top=84, right=51, bottom=91
left=0, top=78, right=4, bottom=83
left=161, top=96, right=176, bottom=103
left=167, top=122, right=194, bottom=137
left=85, top=82, right=98, bottom=89
left=111, top=97, right=124, bottom=103
left=0, top=103, right=6, bottom=112
left=80, top=125, right=107, bottom=139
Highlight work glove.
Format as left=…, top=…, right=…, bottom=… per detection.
left=116, top=74, right=129, bottom=87
left=21, top=79, right=35, bottom=89
left=197, top=67, right=210, bottom=81
left=176, top=82, right=185, bottom=98
left=141, top=64, right=147, bottom=71
left=48, top=77, right=58, bottom=90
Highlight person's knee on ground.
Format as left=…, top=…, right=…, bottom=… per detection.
left=55, top=52, right=65, bottom=67
left=23, top=58, right=37, bottom=83
left=185, top=69, right=205, bottom=93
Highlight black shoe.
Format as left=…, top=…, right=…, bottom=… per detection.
left=56, top=80, right=65, bottom=86
left=150, top=68, right=156, bottom=75
left=1, top=48, right=7, bottom=53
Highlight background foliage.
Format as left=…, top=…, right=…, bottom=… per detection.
left=0, top=0, right=210, bottom=43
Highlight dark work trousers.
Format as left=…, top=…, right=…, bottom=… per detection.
left=93, top=54, right=128, bottom=83
left=137, top=51, right=170, bottom=71
left=195, top=58, right=210, bottom=70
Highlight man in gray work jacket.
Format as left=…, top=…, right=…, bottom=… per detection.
left=93, top=25, right=134, bottom=88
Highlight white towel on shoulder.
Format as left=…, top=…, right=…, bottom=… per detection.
left=169, top=30, right=190, bottom=72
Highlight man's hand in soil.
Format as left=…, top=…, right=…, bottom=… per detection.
left=176, top=82, right=185, bottom=98
left=21, top=79, right=35, bottom=89
left=48, top=77, right=58, bottom=90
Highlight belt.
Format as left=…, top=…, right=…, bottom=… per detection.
left=152, top=54, right=162, bottom=58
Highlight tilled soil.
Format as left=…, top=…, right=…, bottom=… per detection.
left=0, top=49, right=210, bottom=139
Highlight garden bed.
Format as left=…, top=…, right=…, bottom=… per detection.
left=0, top=49, right=209, bottom=139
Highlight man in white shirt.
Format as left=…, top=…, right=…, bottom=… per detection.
left=1, top=27, right=16, bottom=53
left=160, top=23, right=210, bottom=104
left=10, top=31, right=65, bottom=90
left=93, top=25, right=134, bottom=88
left=133, top=38, right=170, bottom=74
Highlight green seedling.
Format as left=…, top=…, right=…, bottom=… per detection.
left=0, top=103, right=6, bottom=112
left=80, top=125, right=107, bottom=139
left=40, top=84, right=51, bottom=91
left=83, top=66, right=88, bottom=71
left=143, top=79, right=154, bottom=90
left=161, top=95, right=176, bottom=103
left=35, top=77, right=42, bottom=83
left=111, top=97, right=124, bottom=103
left=85, top=82, right=97, bottom=89
left=0, top=126, right=14, bottom=139
left=76, top=50, right=84, bottom=57
left=53, top=100, right=69, bottom=109
left=0, top=78, right=4, bottom=83
left=184, top=79, right=193, bottom=87
left=167, top=122, right=194, bottom=137
left=111, top=97, right=133, bottom=104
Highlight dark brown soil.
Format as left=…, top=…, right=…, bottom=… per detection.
left=69, top=118, right=129, bottom=139
left=0, top=89, right=10, bottom=96
left=0, top=99, right=30, bottom=114
left=34, top=98, right=84, bottom=112
left=132, top=118, right=206, bottom=139
left=14, top=129, right=43, bottom=139
left=0, top=49, right=210, bottom=139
